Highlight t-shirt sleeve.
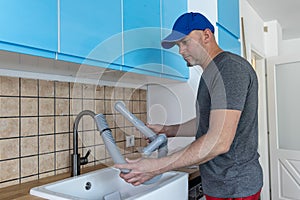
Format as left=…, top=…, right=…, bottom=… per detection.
left=210, top=61, right=249, bottom=111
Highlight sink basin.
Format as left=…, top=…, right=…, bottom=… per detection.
left=30, top=167, right=188, bottom=200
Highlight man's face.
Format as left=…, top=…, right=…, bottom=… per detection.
left=176, top=30, right=206, bottom=67
left=176, top=36, right=194, bottom=66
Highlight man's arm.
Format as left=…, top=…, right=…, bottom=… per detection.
left=115, top=109, right=241, bottom=185
left=147, top=118, right=197, bottom=137
left=160, top=109, right=241, bottom=168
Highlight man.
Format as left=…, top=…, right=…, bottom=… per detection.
left=115, top=12, right=263, bottom=199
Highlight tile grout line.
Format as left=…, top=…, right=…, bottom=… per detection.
left=68, top=82, right=71, bottom=171
left=18, top=77, right=21, bottom=184
left=53, top=81, right=57, bottom=175
left=37, top=80, right=40, bottom=179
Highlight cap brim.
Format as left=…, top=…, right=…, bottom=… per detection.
left=161, top=31, right=186, bottom=49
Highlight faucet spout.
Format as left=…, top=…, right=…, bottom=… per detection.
left=71, top=110, right=96, bottom=176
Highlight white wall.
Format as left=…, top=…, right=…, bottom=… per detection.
left=240, top=0, right=265, bottom=58
left=264, top=20, right=282, bottom=57
left=188, top=0, right=217, bottom=26
left=147, top=66, right=202, bottom=153
left=147, top=66, right=202, bottom=125
left=188, top=0, right=219, bottom=43
left=280, top=38, right=300, bottom=56
left=259, top=10, right=300, bottom=58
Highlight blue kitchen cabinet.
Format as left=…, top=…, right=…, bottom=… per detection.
left=218, top=25, right=241, bottom=55
left=0, top=0, right=190, bottom=81
left=122, top=0, right=162, bottom=76
left=217, top=0, right=241, bottom=55
left=161, top=0, right=189, bottom=80
left=59, top=0, right=122, bottom=70
left=217, top=0, right=240, bottom=38
left=0, top=0, right=58, bottom=58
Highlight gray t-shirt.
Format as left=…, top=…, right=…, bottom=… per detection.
left=196, top=52, right=263, bottom=198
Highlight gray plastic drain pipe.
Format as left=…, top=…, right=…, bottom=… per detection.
left=114, top=101, right=169, bottom=184
left=94, top=113, right=130, bottom=174
left=94, top=113, right=163, bottom=185
left=114, top=101, right=168, bottom=158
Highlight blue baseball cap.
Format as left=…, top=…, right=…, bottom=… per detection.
left=161, top=12, right=215, bottom=49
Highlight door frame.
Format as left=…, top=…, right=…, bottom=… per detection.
left=250, top=49, right=271, bottom=200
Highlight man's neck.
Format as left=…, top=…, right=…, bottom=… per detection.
left=201, top=47, right=223, bottom=70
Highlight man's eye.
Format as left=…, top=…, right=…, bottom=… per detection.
left=182, top=39, right=190, bottom=45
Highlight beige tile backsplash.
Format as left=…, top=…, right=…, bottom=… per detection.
left=0, top=76, right=19, bottom=96
left=0, top=75, right=147, bottom=188
left=39, top=80, right=54, bottom=97
left=0, top=118, right=19, bottom=138
left=0, top=97, right=19, bottom=117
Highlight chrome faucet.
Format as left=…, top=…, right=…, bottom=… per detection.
left=71, top=110, right=96, bottom=176
left=71, top=110, right=128, bottom=177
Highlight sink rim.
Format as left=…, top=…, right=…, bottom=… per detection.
left=30, top=167, right=188, bottom=200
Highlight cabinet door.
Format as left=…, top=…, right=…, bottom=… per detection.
left=123, top=0, right=162, bottom=75
left=218, top=25, right=241, bottom=55
left=161, top=0, right=189, bottom=80
left=59, top=0, right=122, bottom=69
left=0, top=0, right=57, bottom=58
left=217, top=0, right=240, bottom=38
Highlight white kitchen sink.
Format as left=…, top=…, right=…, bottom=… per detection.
left=30, top=167, right=188, bottom=200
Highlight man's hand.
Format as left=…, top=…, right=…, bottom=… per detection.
left=114, top=158, right=162, bottom=186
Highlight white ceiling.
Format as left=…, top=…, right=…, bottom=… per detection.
left=246, top=0, right=300, bottom=40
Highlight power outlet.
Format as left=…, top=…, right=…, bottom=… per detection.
left=126, top=135, right=135, bottom=147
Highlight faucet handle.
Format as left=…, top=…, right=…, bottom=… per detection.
left=84, top=149, right=91, bottom=158
left=80, top=149, right=91, bottom=165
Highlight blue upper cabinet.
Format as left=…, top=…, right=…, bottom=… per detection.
left=123, top=0, right=162, bottom=76
left=59, top=0, right=122, bottom=69
left=217, top=0, right=240, bottom=38
left=218, top=26, right=241, bottom=55
left=0, top=0, right=58, bottom=58
left=217, top=0, right=241, bottom=55
left=0, top=0, right=189, bottom=81
left=161, top=0, right=188, bottom=80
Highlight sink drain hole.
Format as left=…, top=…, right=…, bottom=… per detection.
left=85, top=182, right=92, bottom=190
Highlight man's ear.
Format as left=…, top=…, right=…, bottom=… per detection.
left=202, top=28, right=213, bottom=43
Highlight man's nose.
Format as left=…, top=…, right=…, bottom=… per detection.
left=179, top=46, right=185, bottom=55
